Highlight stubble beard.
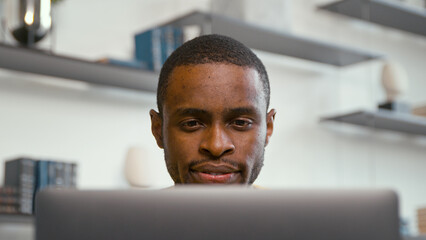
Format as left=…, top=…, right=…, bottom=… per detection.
left=163, top=147, right=265, bottom=185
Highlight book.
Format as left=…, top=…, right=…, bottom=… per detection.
left=38, top=160, right=77, bottom=190
left=4, top=158, right=78, bottom=214
left=0, top=186, right=18, bottom=195
left=134, top=26, right=184, bottom=71
left=0, top=187, right=19, bottom=214
left=35, top=160, right=49, bottom=192
left=0, top=204, right=19, bottom=214
left=4, top=158, right=36, bottom=214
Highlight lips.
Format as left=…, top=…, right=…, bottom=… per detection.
left=190, top=163, right=240, bottom=184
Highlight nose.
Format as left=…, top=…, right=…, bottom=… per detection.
left=199, top=124, right=235, bottom=158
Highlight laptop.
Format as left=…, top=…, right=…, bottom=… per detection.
left=35, top=187, right=401, bottom=240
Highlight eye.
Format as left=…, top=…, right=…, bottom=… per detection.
left=180, top=119, right=203, bottom=131
left=231, top=119, right=253, bottom=130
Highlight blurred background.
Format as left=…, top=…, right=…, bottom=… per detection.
left=0, top=0, right=425, bottom=238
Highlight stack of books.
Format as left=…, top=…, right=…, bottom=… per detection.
left=100, top=25, right=186, bottom=71
left=0, top=186, right=19, bottom=214
left=35, top=160, right=77, bottom=191
left=4, top=158, right=35, bottom=214
left=134, top=26, right=184, bottom=71
left=419, top=207, right=426, bottom=234
left=102, top=21, right=206, bottom=72
left=3, top=157, right=77, bottom=214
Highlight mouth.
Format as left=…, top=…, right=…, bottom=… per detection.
left=189, top=163, right=241, bottom=184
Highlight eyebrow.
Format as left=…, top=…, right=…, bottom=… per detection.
left=224, top=107, right=257, bottom=116
left=174, top=108, right=211, bottom=117
left=173, top=107, right=258, bottom=118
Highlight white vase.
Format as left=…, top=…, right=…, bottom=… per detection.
left=381, top=60, right=409, bottom=102
left=124, top=146, right=157, bottom=188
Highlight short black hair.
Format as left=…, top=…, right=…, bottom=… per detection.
left=157, top=34, right=270, bottom=114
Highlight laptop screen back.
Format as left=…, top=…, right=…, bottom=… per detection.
left=35, top=187, right=400, bottom=240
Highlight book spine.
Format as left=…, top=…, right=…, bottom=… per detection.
left=0, top=187, right=19, bottom=214
left=134, top=29, right=154, bottom=70
left=0, top=195, right=19, bottom=205
left=174, top=26, right=184, bottom=52
left=152, top=28, right=162, bottom=72
left=4, top=158, right=35, bottom=214
left=162, top=26, right=174, bottom=66
left=40, top=161, right=49, bottom=190
left=71, top=163, right=77, bottom=187
left=48, top=161, right=56, bottom=186
left=54, top=162, right=65, bottom=186
left=20, top=159, right=35, bottom=214
left=4, top=160, right=19, bottom=187
left=4, top=159, right=35, bottom=214
left=0, top=186, right=18, bottom=195
left=0, top=204, right=19, bottom=214
left=33, top=160, right=49, bottom=212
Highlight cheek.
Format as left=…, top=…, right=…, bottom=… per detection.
left=164, top=128, right=197, bottom=164
left=235, top=129, right=266, bottom=163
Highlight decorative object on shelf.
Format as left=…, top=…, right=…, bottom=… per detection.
left=5, top=0, right=52, bottom=47
left=124, top=146, right=159, bottom=188
left=378, top=60, right=411, bottom=113
left=320, top=60, right=426, bottom=135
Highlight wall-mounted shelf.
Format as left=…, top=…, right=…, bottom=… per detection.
left=319, top=0, right=426, bottom=37
left=0, top=43, right=158, bottom=92
left=0, top=10, right=382, bottom=92
left=321, top=110, right=426, bottom=135
left=0, top=214, right=33, bottom=224
left=160, top=11, right=381, bottom=66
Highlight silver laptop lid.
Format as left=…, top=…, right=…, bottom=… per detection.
left=35, top=187, right=400, bottom=240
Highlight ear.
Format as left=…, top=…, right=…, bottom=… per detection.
left=265, top=109, right=276, bottom=146
left=150, top=109, right=164, bottom=149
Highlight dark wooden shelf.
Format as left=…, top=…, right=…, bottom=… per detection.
left=319, top=0, right=426, bottom=37
left=321, top=110, right=426, bottom=136
left=160, top=11, right=381, bottom=66
left=0, top=43, right=158, bottom=92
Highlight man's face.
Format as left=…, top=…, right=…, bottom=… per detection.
left=150, top=63, right=275, bottom=184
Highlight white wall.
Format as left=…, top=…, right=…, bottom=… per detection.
left=0, top=0, right=425, bottom=235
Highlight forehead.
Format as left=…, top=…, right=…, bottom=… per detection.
left=163, top=63, right=266, bottom=114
